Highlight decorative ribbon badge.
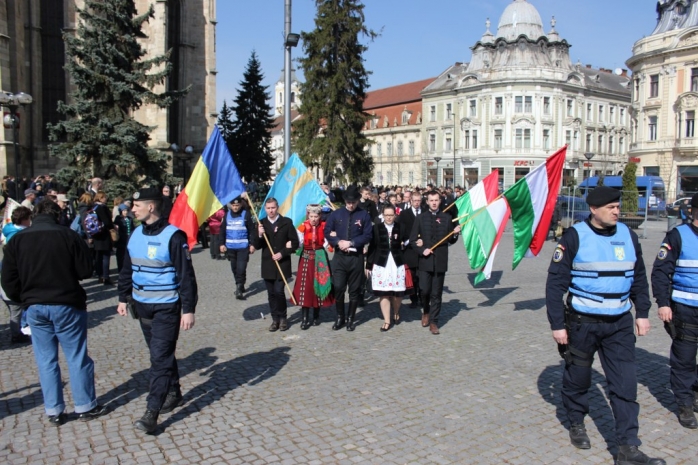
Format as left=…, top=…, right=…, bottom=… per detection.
left=274, top=226, right=278, bottom=233
left=435, top=218, right=441, bottom=224
left=355, top=220, right=361, bottom=227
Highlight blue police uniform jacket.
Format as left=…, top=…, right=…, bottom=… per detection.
left=128, top=224, right=180, bottom=304
left=569, top=221, right=636, bottom=315
left=671, top=224, right=698, bottom=307
left=225, top=210, right=249, bottom=250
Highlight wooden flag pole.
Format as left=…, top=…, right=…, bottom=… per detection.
left=246, top=196, right=298, bottom=305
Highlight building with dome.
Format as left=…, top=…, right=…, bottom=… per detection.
left=626, top=0, right=698, bottom=199
left=421, top=0, right=632, bottom=189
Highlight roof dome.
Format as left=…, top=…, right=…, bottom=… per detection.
left=496, top=0, right=545, bottom=41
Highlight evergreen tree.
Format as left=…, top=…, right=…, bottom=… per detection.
left=295, top=0, right=376, bottom=185
left=47, top=0, right=186, bottom=197
left=217, top=100, right=235, bottom=143
left=621, top=161, right=639, bottom=215
left=229, top=52, right=275, bottom=183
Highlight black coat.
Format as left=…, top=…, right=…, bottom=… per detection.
left=409, top=210, right=458, bottom=273
left=252, top=216, right=299, bottom=280
left=366, top=222, right=405, bottom=269
left=398, top=207, right=421, bottom=268
left=91, top=203, right=114, bottom=251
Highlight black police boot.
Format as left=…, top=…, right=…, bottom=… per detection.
left=332, top=301, right=345, bottom=330
left=678, top=405, right=698, bottom=429
left=234, top=286, right=242, bottom=299
left=269, top=320, right=280, bottom=332
left=134, top=409, right=159, bottom=434
left=346, top=300, right=358, bottom=331
left=693, top=391, right=698, bottom=413
left=617, top=445, right=666, bottom=465
left=160, top=388, right=183, bottom=414
left=569, top=423, right=590, bottom=449
left=300, top=308, right=310, bottom=330
left=313, top=307, right=320, bottom=326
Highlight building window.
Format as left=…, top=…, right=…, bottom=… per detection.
left=494, top=129, right=503, bottom=149
left=515, top=96, right=523, bottom=113
left=587, top=103, right=592, bottom=121
left=429, top=134, right=435, bottom=151
left=525, top=96, right=532, bottom=113
left=644, top=166, right=660, bottom=177
left=515, top=129, right=531, bottom=149
left=495, top=97, right=503, bottom=115
left=464, top=130, right=470, bottom=149
left=397, top=141, right=403, bottom=156
left=634, top=79, right=640, bottom=101
left=585, top=133, right=591, bottom=152
left=619, top=137, right=625, bottom=154
left=598, top=105, right=604, bottom=122
left=620, top=108, right=626, bottom=125
left=472, top=130, right=478, bottom=149
left=469, top=99, right=477, bottom=117
left=566, top=99, right=573, bottom=117
left=574, top=130, right=579, bottom=150
left=492, top=167, right=504, bottom=190
left=387, top=171, right=392, bottom=184
left=608, top=136, right=614, bottom=154
left=409, top=171, right=414, bottom=184
left=543, top=97, right=551, bottom=115
left=565, top=130, right=571, bottom=147
left=430, top=106, right=436, bottom=122
left=649, top=116, right=658, bottom=140
left=398, top=172, right=403, bottom=184
left=445, top=137, right=452, bottom=151
left=650, top=74, right=659, bottom=98
left=609, top=106, right=615, bottom=123
left=692, top=68, right=698, bottom=92
left=408, top=140, right=415, bottom=156
left=377, top=143, right=382, bottom=156
left=515, top=168, right=530, bottom=182
left=387, top=142, right=393, bottom=156
left=687, top=111, right=695, bottom=138
left=402, top=113, right=409, bottom=125
left=446, top=103, right=452, bottom=119
left=543, top=129, right=550, bottom=149
left=598, top=134, right=603, bottom=152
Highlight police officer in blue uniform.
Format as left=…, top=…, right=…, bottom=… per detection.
left=219, top=197, right=256, bottom=300
left=117, top=187, right=198, bottom=434
left=324, top=185, right=373, bottom=331
left=546, top=186, right=664, bottom=465
left=651, top=192, right=698, bottom=429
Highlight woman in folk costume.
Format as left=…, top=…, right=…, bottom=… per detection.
left=366, top=204, right=413, bottom=332
left=293, top=204, right=334, bottom=329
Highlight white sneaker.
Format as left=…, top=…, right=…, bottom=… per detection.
left=21, top=326, right=31, bottom=336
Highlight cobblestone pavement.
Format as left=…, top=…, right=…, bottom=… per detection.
left=1, top=219, right=697, bottom=464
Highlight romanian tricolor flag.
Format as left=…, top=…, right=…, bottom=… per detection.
left=169, top=126, right=245, bottom=248
left=258, top=154, right=327, bottom=228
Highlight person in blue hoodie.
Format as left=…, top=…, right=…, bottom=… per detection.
left=1, top=206, right=32, bottom=343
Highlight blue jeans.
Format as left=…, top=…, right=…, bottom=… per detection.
left=26, top=304, right=97, bottom=416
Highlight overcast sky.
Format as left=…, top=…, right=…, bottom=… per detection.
left=216, top=0, right=660, bottom=111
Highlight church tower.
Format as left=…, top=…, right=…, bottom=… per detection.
left=274, top=69, right=301, bottom=117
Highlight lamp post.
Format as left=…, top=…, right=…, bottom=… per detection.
left=0, top=91, right=33, bottom=200
left=433, top=156, right=442, bottom=187
left=283, top=0, right=300, bottom=164
left=451, top=111, right=457, bottom=188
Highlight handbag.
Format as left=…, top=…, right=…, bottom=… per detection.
left=109, top=228, right=119, bottom=242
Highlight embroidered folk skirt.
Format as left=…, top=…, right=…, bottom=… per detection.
left=293, top=249, right=335, bottom=308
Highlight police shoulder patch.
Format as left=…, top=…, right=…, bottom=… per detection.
left=657, top=247, right=668, bottom=260
left=553, top=246, right=564, bottom=262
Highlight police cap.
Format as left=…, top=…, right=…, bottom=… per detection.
left=133, top=187, right=162, bottom=202
left=586, top=186, right=621, bottom=207
left=230, top=196, right=242, bottom=205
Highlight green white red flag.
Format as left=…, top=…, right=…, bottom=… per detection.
left=503, top=146, right=567, bottom=269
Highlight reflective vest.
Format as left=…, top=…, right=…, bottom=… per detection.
left=225, top=210, right=249, bottom=250
left=671, top=224, right=698, bottom=307
left=569, top=221, right=636, bottom=316
left=128, top=224, right=179, bottom=304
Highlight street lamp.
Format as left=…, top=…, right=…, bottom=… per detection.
left=283, top=0, right=299, bottom=164
left=451, top=112, right=457, bottom=188
left=433, top=156, right=442, bottom=187
left=0, top=91, right=33, bottom=200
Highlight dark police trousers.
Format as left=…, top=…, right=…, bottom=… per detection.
left=264, top=279, right=287, bottom=321
left=563, top=311, right=640, bottom=446
left=137, top=302, right=181, bottom=412
left=227, top=248, right=250, bottom=285
left=669, top=302, right=698, bottom=407
left=331, top=253, right=364, bottom=302
left=419, top=271, right=445, bottom=324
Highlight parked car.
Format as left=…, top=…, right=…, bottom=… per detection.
left=666, top=197, right=693, bottom=218
left=557, top=195, right=587, bottom=230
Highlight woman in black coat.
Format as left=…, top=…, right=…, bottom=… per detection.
left=366, top=205, right=412, bottom=332
left=91, top=191, right=114, bottom=284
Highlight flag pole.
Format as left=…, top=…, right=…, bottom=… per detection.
left=433, top=193, right=506, bottom=251
left=246, top=195, right=298, bottom=305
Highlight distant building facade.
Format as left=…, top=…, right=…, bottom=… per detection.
left=421, top=0, right=632, bottom=190
left=0, top=0, right=216, bottom=182
left=626, top=0, right=698, bottom=199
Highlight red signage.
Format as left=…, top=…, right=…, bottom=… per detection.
left=628, top=157, right=641, bottom=163
left=514, top=160, right=535, bottom=166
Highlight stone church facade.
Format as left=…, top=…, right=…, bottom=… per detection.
left=0, top=0, right=217, bottom=182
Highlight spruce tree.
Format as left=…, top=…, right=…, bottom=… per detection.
left=47, top=0, right=186, bottom=197
left=229, top=52, right=275, bottom=183
left=217, top=101, right=235, bottom=143
left=295, top=0, right=376, bottom=185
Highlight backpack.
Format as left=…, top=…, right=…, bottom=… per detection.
left=70, top=214, right=85, bottom=238
left=83, top=207, right=104, bottom=237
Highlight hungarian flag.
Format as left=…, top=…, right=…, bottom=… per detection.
left=169, top=126, right=245, bottom=248
left=503, top=146, right=567, bottom=269
left=456, top=170, right=510, bottom=284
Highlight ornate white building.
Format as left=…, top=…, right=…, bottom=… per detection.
left=626, top=0, right=698, bottom=199
left=421, top=0, right=632, bottom=189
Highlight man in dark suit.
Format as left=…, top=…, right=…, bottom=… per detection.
left=400, top=194, right=423, bottom=308
left=253, top=198, right=299, bottom=331
left=410, top=190, right=461, bottom=335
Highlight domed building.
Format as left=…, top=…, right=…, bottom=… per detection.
left=421, top=0, right=632, bottom=189
left=626, top=0, right=698, bottom=199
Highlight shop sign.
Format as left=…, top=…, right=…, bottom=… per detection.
left=514, top=160, right=535, bottom=167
